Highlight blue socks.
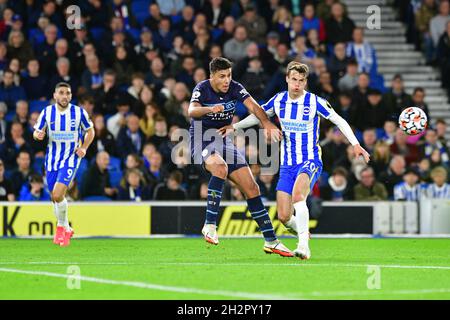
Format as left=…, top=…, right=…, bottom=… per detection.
left=247, top=196, right=277, bottom=242
left=205, top=176, right=225, bottom=225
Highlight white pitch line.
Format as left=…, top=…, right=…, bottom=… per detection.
left=0, top=267, right=296, bottom=300
left=0, top=267, right=449, bottom=299
left=1, top=261, right=449, bottom=270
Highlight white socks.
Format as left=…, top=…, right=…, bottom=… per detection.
left=284, top=215, right=298, bottom=232
left=293, top=200, right=309, bottom=242
left=55, top=198, right=69, bottom=229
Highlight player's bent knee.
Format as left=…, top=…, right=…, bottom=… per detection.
left=212, top=163, right=228, bottom=179
left=277, top=210, right=291, bottom=224
left=245, top=182, right=260, bottom=198
left=292, top=192, right=307, bottom=204
left=52, top=192, right=64, bottom=203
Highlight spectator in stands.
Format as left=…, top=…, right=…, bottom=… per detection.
left=354, top=166, right=388, bottom=200
left=148, top=116, right=169, bottom=149
left=153, top=17, right=174, bottom=53
left=0, top=102, right=7, bottom=145
left=394, top=167, right=422, bottom=201
left=107, top=96, right=130, bottom=139
left=325, top=2, right=355, bottom=44
left=346, top=27, right=378, bottom=77
left=21, top=59, right=47, bottom=101
left=108, top=0, right=136, bottom=30
left=47, top=57, right=79, bottom=99
left=320, top=166, right=352, bottom=201
left=153, top=170, right=187, bottom=200
left=371, top=140, right=392, bottom=176
left=19, top=174, right=50, bottom=201
left=0, top=68, right=26, bottom=109
left=350, top=72, right=370, bottom=116
left=174, top=6, right=195, bottom=43
left=83, top=0, right=109, bottom=28
left=6, top=30, right=34, bottom=70
left=379, top=155, right=407, bottom=198
left=117, top=114, right=145, bottom=158
left=425, top=166, right=450, bottom=198
left=381, top=119, right=398, bottom=145
left=382, top=74, right=413, bottom=118
left=411, top=87, right=431, bottom=119
left=418, top=158, right=432, bottom=182
left=354, top=89, right=389, bottom=130
left=0, top=159, right=14, bottom=201
left=35, top=24, right=58, bottom=76
left=0, top=41, right=8, bottom=72
left=306, top=29, right=327, bottom=58
left=193, top=27, right=211, bottom=62
left=337, top=58, right=358, bottom=92
left=156, top=0, right=185, bottom=17
left=81, top=151, right=117, bottom=199
left=175, top=55, right=197, bottom=90
left=12, top=100, right=28, bottom=129
left=79, top=95, right=95, bottom=118
left=2, top=121, right=32, bottom=170
left=81, top=54, right=103, bottom=94
left=327, top=42, right=349, bottom=83
left=303, top=3, right=326, bottom=41
left=139, top=103, right=158, bottom=139
left=390, top=128, right=421, bottom=165
left=118, top=168, right=153, bottom=201
left=334, top=91, right=356, bottom=125
left=238, top=3, right=267, bottom=45
left=240, top=57, right=268, bottom=101
left=322, top=127, right=348, bottom=174
left=147, top=150, right=166, bottom=185
left=290, top=35, right=316, bottom=67
left=415, top=0, right=437, bottom=64
left=144, top=3, right=165, bottom=32
left=86, top=114, right=117, bottom=161
left=223, top=25, right=252, bottom=62
left=204, top=0, right=228, bottom=28
left=361, top=128, right=377, bottom=155
left=163, top=82, right=190, bottom=119
left=9, top=150, right=34, bottom=196
left=435, top=118, right=449, bottom=148
left=430, top=0, right=450, bottom=50
left=8, top=58, right=21, bottom=85
left=422, top=127, right=450, bottom=166
left=215, top=15, right=235, bottom=47
left=437, top=21, right=450, bottom=97
left=92, top=69, right=120, bottom=115
left=112, top=45, right=135, bottom=86
left=317, top=0, right=348, bottom=21
left=145, top=56, right=167, bottom=93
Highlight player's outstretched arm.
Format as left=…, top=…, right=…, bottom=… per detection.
left=242, top=97, right=281, bottom=142
left=328, top=111, right=370, bottom=163
left=76, top=127, right=95, bottom=158
left=188, top=102, right=224, bottom=118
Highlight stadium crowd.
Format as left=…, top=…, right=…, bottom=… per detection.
left=0, top=0, right=449, bottom=203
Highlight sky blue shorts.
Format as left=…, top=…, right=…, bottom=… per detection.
left=276, top=159, right=323, bottom=195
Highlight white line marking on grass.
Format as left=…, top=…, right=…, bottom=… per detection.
left=0, top=267, right=296, bottom=300
left=1, top=261, right=450, bottom=270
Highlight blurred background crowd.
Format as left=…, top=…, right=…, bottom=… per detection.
left=0, top=0, right=448, bottom=203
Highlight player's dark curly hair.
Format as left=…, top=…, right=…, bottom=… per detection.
left=209, top=57, right=233, bottom=74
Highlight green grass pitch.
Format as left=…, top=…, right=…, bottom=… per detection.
left=0, top=238, right=449, bottom=300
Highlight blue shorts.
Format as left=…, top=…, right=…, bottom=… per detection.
left=276, top=159, right=323, bottom=195
left=190, top=135, right=248, bottom=175
left=46, top=166, right=78, bottom=192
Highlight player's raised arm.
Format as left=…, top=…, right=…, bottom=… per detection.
left=33, top=108, right=47, bottom=141
left=317, top=96, right=370, bottom=163
left=188, top=101, right=224, bottom=118
left=241, top=96, right=281, bottom=142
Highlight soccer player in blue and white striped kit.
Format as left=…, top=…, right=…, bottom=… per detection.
left=228, top=62, right=370, bottom=259
left=33, top=82, right=95, bottom=246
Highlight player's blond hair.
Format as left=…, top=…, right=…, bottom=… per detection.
left=286, top=61, right=309, bottom=78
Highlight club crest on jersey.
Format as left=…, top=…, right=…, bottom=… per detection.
left=71, top=119, right=76, bottom=127
left=303, top=107, right=310, bottom=115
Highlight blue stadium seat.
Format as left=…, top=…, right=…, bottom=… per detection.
left=32, top=157, right=45, bottom=175
left=75, top=158, right=89, bottom=186
left=89, top=27, right=106, bottom=42
left=131, top=0, right=151, bottom=26
left=108, top=156, right=122, bottom=172
left=5, top=111, right=15, bottom=122
left=211, top=28, right=223, bottom=41
left=28, top=28, right=45, bottom=48
left=82, top=195, right=111, bottom=201
left=109, top=170, right=123, bottom=188
left=170, top=15, right=182, bottom=25
left=29, top=100, right=50, bottom=113
left=128, top=28, right=141, bottom=42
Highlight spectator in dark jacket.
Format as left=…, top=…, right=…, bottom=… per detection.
left=382, top=74, right=413, bottom=118
left=378, top=155, right=406, bottom=198
left=354, top=167, right=388, bottom=201
left=0, top=69, right=26, bottom=110
left=117, top=168, right=153, bottom=201
left=81, top=151, right=117, bottom=199
left=320, top=167, right=352, bottom=201
left=354, top=89, right=389, bottom=130
left=21, top=59, right=47, bottom=101
left=116, top=114, right=145, bottom=158
left=153, top=170, right=187, bottom=200
left=240, top=57, right=269, bottom=101
left=1, top=122, right=33, bottom=170
left=9, top=150, right=34, bottom=196
left=85, top=114, right=117, bottom=161
left=325, top=2, right=355, bottom=44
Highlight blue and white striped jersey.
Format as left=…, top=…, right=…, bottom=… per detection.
left=34, top=104, right=93, bottom=172
left=262, top=90, right=333, bottom=166
left=393, top=182, right=423, bottom=201
left=424, top=183, right=450, bottom=199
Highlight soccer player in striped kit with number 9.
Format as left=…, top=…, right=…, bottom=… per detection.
left=33, top=82, right=95, bottom=246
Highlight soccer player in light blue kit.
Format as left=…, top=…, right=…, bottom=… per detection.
left=225, top=62, right=370, bottom=259
left=33, top=82, right=95, bottom=246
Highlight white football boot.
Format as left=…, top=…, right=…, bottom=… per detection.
left=201, top=224, right=219, bottom=245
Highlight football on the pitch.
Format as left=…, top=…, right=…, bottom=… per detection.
left=398, top=107, right=428, bottom=135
